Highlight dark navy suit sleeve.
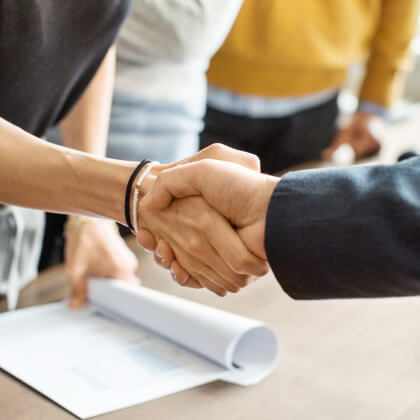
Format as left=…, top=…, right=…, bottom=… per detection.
left=264, top=157, right=420, bottom=299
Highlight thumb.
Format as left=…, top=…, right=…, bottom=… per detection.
left=140, top=163, right=204, bottom=211
left=140, top=189, right=173, bottom=211
left=322, top=130, right=350, bottom=160
left=69, top=270, right=88, bottom=309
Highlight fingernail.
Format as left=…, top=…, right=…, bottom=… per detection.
left=170, top=266, right=176, bottom=280
left=156, top=248, right=162, bottom=259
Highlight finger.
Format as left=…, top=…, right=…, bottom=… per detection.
left=205, top=215, right=269, bottom=278
left=183, top=278, right=204, bottom=288
left=170, top=260, right=202, bottom=288
left=171, top=245, right=239, bottom=294
left=195, top=274, right=228, bottom=297
left=125, top=275, right=141, bottom=286
left=180, top=234, right=245, bottom=292
left=136, top=228, right=157, bottom=251
left=141, top=163, right=205, bottom=211
left=166, top=143, right=261, bottom=172
left=194, top=144, right=261, bottom=172
left=352, top=135, right=381, bottom=159
left=153, top=247, right=173, bottom=270
left=156, top=239, right=175, bottom=268
left=153, top=249, right=165, bottom=268
left=322, top=130, right=350, bottom=160
left=68, top=269, right=88, bottom=309
left=114, top=268, right=142, bottom=286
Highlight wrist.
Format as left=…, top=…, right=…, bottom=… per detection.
left=136, top=164, right=162, bottom=199
left=258, top=176, right=279, bottom=258
left=66, top=215, right=117, bottom=234
left=59, top=151, right=138, bottom=226
left=357, top=101, right=388, bottom=119
left=130, top=161, right=161, bottom=232
left=260, top=175, right=279, bottom=225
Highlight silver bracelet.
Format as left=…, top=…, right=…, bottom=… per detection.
left=132, top=161, right=159, bottom=233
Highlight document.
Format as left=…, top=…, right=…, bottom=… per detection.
left=0, top=279, right=278, bottom=418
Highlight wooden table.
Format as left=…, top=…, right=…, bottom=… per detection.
left=1, top=113, right=420, bottom=420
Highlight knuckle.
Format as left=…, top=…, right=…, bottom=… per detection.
left=236, top=275, right=250, bottom=288
left=184, top=237, right=202, bottom=256
left=229, top=253, right=250, bottom=274
left=197, top=210, right=212, bottom=230
left=260, top=263, right=270, bottom=276
left=207, top=143, right=228, bottom=158
left=229, top=283, right=241, bottom=293
left=224, top=270, right=247, bottom=288
left=200, top=159, right=215, bottom=171
left=157, top=170, right=170, bottom=185
left=246, top=153, right=261, bottom=171
left=161, top=259, right=171, bottom=269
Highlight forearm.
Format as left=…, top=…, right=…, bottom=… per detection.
left=265, top=159, right=420, bottom=299
left=59, top=47, right=116, bottom=156
left=0, top=117, right=135, bottom=224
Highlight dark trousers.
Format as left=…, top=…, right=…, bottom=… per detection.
left=200, top=95, right=339, bottom=174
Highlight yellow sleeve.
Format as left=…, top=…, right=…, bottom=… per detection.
left=359, top=0, right=419, bottom=107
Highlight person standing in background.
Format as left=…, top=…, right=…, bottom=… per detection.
left=108, top=0, right=244, bottom=163
left=0, top=0, right=141, bottom=307
left=201, top=0, right=419, bottom=173
left=41, top=0, right=244, bottom=282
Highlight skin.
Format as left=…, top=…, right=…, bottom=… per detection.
left=58, top=47, right=139, bottom=307
left=0, top=37, right=267, bottom=305
left=65, top=218, right=140, bottom=308
left=137, top=146, right=270, bottom=296
left=0, top=107, right=268, bottom=298
left=138, top=159, right=279, bottom=292
left=322, top=111, right=385, bottom=161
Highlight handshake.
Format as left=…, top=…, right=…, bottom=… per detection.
left=133, top=144, right=279, bottom=296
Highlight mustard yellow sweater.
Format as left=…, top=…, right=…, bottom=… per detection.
left=207, top=0, right=419, bottom=107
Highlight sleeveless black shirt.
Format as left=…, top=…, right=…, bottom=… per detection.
left=0, top=0, right=129, bottom=136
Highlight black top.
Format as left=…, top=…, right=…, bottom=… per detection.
left=265, top=157, right=420, bottom=299
left=0, top=0, right=129, bottom=136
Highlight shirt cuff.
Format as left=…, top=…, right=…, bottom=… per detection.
left=357, top=100, right=388, bottom=119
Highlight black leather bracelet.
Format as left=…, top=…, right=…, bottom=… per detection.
left=124, top=159, right=150, bottom=231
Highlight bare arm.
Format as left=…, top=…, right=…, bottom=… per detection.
left=0, top=116, right=134, bottom=223
left=55, top=47, right=141, bottom=308
left=0, top=123, right=268, bottom=297
left=59, top=47, right=115, bottom=155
